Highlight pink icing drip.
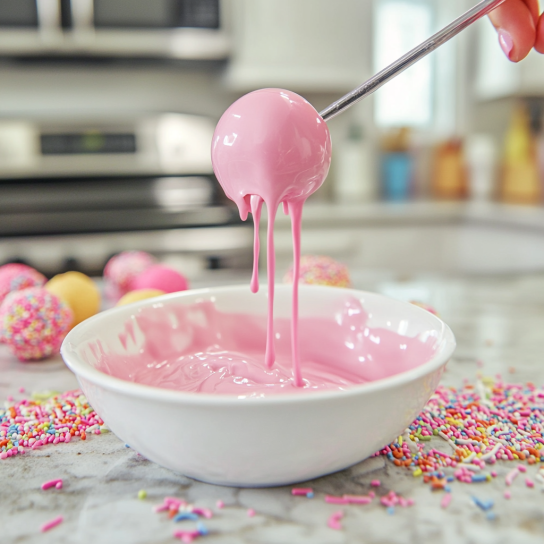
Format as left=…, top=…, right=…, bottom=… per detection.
left=249, top=195, right=263, bottom=294
left=265, top=201, right=276, bottom=368
left=289, top=200, right=304, bottom=387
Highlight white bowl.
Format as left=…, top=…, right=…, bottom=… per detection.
left=61, top=285, right=455, bottom=487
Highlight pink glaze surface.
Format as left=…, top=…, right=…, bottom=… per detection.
left=211, top=89, right=332, bottom=381
left=87, top=296, right=438, bottom=398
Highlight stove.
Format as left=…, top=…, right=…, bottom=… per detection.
left=0, top=113, right=252, bottom=276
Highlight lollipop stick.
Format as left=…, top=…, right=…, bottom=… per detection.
left=320, top=0, right=506, bottom=121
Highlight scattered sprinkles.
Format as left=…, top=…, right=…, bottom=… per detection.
left=327, top=511, right=344, bottom=530
left=40, top=515, right=63, bottom=533
left=1, top=390, right=105, bottom=460
left=42, top=479, right=63, bottom=490
left=376, top=377, right=544, bottom=485
left=154, top=497, right=212, bottom=543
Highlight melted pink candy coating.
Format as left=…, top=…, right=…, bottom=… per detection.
left=87, top=297, right=438, bottom=398
left=211, top=88, right=331, bottom=222
left=212, top=89, right=332, bottom=382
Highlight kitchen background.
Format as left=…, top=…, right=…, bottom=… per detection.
left=1, top=0, right=544, bottom=285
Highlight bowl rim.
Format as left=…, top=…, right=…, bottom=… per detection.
left=61, top=284, right=456, bottom=406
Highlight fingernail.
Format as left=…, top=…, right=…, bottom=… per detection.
left=498, top=29, right=514, bottom=59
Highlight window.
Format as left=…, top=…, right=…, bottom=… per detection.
left=373, top=0, right=433, bottom=127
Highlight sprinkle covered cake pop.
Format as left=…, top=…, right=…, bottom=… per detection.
left=284, top=255, right=351, bottom=288
left=104, top=251, right=157, bottom=299
left=0, top=287, right=73, bottom=361
left=0, top=263, right=46, bottom=305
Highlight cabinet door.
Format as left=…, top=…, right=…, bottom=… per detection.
left=225, top=0, right=371, bottom=92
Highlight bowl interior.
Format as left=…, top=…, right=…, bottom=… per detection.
left=65, top=285, right=451, bottom=395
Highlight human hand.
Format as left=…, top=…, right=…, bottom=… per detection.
left=488, top=0, right=544, bottom=61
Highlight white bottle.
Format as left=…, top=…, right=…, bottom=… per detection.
left=333, top=124, right=375, bottom=203
left=465, top=134, right=498, bottom=201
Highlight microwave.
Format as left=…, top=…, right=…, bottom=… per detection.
left=0, top=0, right=229, bottom=59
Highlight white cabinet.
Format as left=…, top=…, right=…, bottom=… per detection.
left=475, top=17, right=544, bottom=100
left=224, top=0, right=371, bottom=92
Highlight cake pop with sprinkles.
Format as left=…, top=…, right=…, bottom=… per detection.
left=284, top=255, right=351, bottom=288
left=0, top=287, right=73, bottom=361
left=104, top=251, right=157, bottom=300
left=0, top=263, right=46, bottom=305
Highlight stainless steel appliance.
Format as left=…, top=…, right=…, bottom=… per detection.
left=0, top=0, right=228, bottom=59
left=0, top=113, right=252, bottom=277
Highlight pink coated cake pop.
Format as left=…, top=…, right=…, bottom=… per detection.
left=211, top=88, right=331, bottom=383
left=104, top=251, right=157, bottom=299
left=0, top=263, right=46, bottom=305
left=284, top=255, right=351, bottom=288
left=0, top=287, right=73, bottom=361
left=132, top=264, right=188, bottom=294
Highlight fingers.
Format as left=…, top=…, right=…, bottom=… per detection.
left=488, top=0, right=536, bottom=61
left=521, top=0, right=540, bottom=24
left=536, top=13, right=544, bottom=53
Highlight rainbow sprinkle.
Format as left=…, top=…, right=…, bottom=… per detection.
left=377, top=377, right=544, bottom=482
left=0, top=390, right=105, bottom=460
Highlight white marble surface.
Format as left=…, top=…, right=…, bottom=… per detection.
left=3, top=272, right=544, bottom=544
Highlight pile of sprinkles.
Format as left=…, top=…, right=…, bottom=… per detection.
left=0, top=390, right=106, bottom=459
left=376, top=377, right=544, bottom=483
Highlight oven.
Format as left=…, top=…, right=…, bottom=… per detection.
left=0, top=113, right=252, bottom=278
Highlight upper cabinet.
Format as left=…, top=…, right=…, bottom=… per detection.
left=475, top=17, right=544, bottom=100
left=224, top=0, right=371, bottom=92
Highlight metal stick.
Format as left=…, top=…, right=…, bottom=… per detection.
left=319, top=0, right=506, bottom=121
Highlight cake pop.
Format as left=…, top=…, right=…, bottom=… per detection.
left=104, top=251, right=157, bottom=299
left=132, top=264, right=188, bottom=294
left=116, top=288, right=165, bottom=306
left=211, top=88, right=331, bottom=382
left=46, top=271, right=101, bottom=327
left=284, top=255, right=351, bottom=288
left=0, top=287, right=73, bottom=361
left=0, top=263, right=46, bottom=305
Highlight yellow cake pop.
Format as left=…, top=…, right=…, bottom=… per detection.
left=116, top=289, right=165, bottom=306
left=46, top=271, right=101, bottom=327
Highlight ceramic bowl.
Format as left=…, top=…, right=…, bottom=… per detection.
left=61, top=284, right=455, bottom=487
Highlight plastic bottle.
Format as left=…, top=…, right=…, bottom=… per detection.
left=333, top=124, right=374, bottom=203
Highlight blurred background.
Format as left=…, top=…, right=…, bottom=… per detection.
left=1, top=0, right=544, bottom=285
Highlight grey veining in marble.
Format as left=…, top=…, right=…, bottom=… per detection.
left=3, top=273, right=544, bottom=544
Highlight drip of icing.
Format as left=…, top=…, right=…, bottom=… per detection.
left=249, top=195, right=263, bottom=294
left=211, top=89, right=332, bottom=383
left=265, top=201, right=276, bottom=368
left=288, top=200, right=304, bottom=387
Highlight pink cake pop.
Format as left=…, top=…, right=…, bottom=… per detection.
left=0, top=263, right=46, bottom=305
left=132, top=264, right=189, bottom=294
left=104, top=251, right=157, bottom=300
left=0, top=287, right=73, bottom=361
left=284, top=255, right=351, bottom=288
left=212, top=88, right=331, bottom=383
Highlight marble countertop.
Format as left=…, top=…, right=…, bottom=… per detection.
left=3, top=272, right=544, bottom=544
